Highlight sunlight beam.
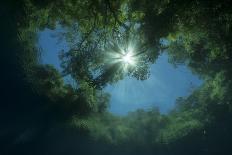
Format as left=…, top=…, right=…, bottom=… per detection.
left=120, top=46, right=136, bottom=66
left=122, top=53, right=133, bottom=64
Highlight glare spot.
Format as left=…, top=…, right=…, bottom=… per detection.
left=122, top=53, right=133, bottom=64
left=121, top=47, right=136, bottom=66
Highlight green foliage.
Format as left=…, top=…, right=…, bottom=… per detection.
left=71, top=109, right=167, bottom=145
left=10, top=0, right=232, bottom=154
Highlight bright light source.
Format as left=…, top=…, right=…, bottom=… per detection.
left=121, top=46, right=136, bottom=66
left=122, top=53, right=133, bottom=64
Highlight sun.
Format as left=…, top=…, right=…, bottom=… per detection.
left=122, top=53, right=133, bottom=64
left=121, top=47, right=136, bottom=66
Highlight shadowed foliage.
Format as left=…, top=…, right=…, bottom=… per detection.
left=1, top=0, right=232, bottom=155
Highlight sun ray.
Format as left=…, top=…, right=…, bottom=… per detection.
left=122, top=53, right=133, bottom=64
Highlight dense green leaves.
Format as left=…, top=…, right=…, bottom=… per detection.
left=4, top=0, right=232, bottom=154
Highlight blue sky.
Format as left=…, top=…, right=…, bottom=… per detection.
left=38, top=27, right=203, bottom=115
left=105, top=54, right=202, bottom=115
left=37, top=26, right=68, bottom=70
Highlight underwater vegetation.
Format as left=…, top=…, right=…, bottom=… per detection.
left=1, top=0, right=232, bottom=154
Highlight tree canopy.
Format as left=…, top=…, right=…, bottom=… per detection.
left=2, top=0, right=232, bottom=154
